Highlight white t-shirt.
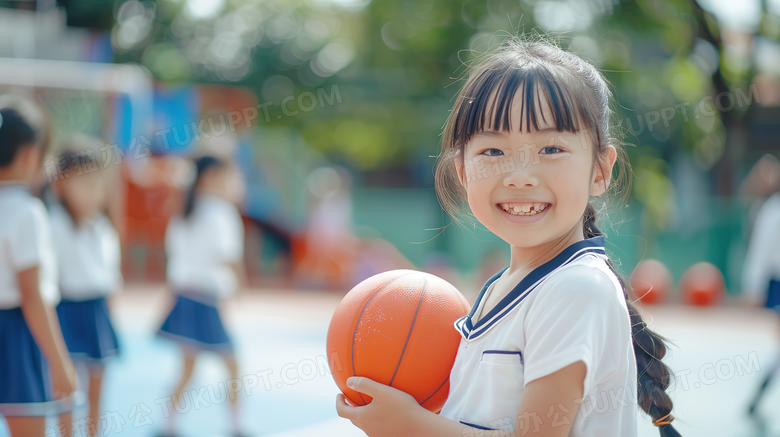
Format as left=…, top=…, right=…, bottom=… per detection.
left=742, top=192, right=780, bottom=297
left=440, top=237, right=638, bottom=437
left=0, top=183, right=59, bottom=309
left=49, top=203, right=122, bottom=300
left=166, top=194, right=244, bottom=297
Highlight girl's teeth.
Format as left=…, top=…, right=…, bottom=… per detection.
left=501, top=203, right=549, bottom=216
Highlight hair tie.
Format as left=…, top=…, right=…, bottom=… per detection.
left=653, top=413, right=674, bottom=426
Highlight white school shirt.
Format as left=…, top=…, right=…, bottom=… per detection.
left=0, top=183, right=59, bottom=309
left=49, top=203, right=122, bottom=300
left=742, top=192, right=780, bottom=298
left=165, top=194, right=244, bottom=298
left=440, top=237, right=638, bottom=437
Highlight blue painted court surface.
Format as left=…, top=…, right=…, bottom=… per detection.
left=2, top=285, right=779, bottom=437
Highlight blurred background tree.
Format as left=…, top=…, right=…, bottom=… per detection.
left=103, top=0, right=778, bottom=281
left=97, top=0, right=775, bottom=188
left=3, top=0, right=779, bottom=286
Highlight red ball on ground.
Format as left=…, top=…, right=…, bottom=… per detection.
left=326, top=270, right=470, bottom=412
left=680, top=262, right=725, bottom=306
left=630, top=259, right=673, bottom=304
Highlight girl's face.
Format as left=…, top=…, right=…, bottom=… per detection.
left=55, top=171, right=107, bottom=221
left=457, top=90, right=615, bottom=249
left=199, top=164, right=245, bottom=205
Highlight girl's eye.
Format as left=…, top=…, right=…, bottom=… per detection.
left=540, top=146, right=563, bottom=154
left=481, top=148, right=505, bottom=157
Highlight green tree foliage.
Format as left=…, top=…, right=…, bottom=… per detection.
left=112, top=0, right=774, bottom=194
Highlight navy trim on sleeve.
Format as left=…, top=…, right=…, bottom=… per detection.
left=482, top=350, right=524, bottom=364
left=459, top=421, right=497, bottom=430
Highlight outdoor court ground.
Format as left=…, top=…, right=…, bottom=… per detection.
left=2, top=284, right=779, bottom=437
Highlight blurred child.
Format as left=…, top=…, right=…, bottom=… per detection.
left=743, top=185, right=780, bottom=416
left=0, top=102, right=76, bottom=436
left=49, top=135, right=122, bottom=436
left=157, top=155, right=246, bottom=437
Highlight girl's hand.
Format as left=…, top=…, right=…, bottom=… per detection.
left=51, top=360, right=76, bottom=400
left=336, top=376, right=425, bottom=436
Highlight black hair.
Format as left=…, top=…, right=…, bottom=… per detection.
left=436, top=36, right=681, bottom=436
left=584, top=205, right=680, bottom=436
left=183, top=155, right=225, bottom=219
left=0, top=107, right=40, bottom=168
left=56, top=148, right=100, bottom=175
left=53, top=148, right=102, bottom=223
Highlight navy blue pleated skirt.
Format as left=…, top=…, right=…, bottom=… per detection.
left=56, top=297, right=120, bottom=363
left=157, top=292, right=233, bottom=353
left=766, top=279, right=780, bottom=314
left=0, top=307, right=52, bottom=404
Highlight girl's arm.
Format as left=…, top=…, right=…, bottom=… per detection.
left=17, top=266, right=75, bottom=399
left=337, top=362, right=584, bottom=437
left=511, top=361, right=584, bottom=437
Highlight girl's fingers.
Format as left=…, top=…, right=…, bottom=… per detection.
left=347, top=376, right=387, bottom=397
left=335, top=394, right=359, bottom=420
left=343, top=394, right=357, bottom=407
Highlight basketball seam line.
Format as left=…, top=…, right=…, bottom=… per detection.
left=421, top=375, right=449, bottom=406
left=351, top=273, right=409, bottom=405
left=388, top=276, right=427, bottom=388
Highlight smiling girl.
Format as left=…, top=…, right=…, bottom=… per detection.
left=336, top=37, right=681, bottom=437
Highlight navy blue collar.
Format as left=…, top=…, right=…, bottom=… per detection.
left=455, top=236, right=606, bottom=341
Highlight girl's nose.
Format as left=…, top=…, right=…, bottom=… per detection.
left=503, top=165, right=539, bottom=188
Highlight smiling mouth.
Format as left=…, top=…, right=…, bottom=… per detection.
left=498, top=202, right=551, bottom=216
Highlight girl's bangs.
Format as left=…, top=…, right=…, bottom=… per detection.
left=452, top=65, right=591, bottom=147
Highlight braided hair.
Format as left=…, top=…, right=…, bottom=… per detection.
left=584, top=203, right=680, bottom=436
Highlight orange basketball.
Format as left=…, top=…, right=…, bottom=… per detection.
left=630, top=260, right=672, bottom=304
left=680, top=262, right=725, bottom=306
left=326, top=270, right=470, bottom=412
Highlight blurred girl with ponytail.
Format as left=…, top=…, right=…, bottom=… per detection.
left=337, top=36, right=681, bottom=437
left=49, top=137, right=122, bottom=437
left=157, top=155, right=246, bottom=437
left=0, top=98, right=76, bottom=437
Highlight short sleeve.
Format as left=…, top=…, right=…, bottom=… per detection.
left=522, top=265, right=628, bottom=395
left=8, top=200, right=47, bottom=271
left=214, top=206, right=244, bottom=263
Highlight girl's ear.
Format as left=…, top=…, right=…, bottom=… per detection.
left=591, top=145, right=617, bottom=196
left=454, top=155, right=467, bottom=189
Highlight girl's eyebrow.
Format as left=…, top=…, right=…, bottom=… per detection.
left=534, top=127, right=562, bottom=135
left=474, top=126, right=561, bottom=138
left=473, top=130, right=506, bottom=139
